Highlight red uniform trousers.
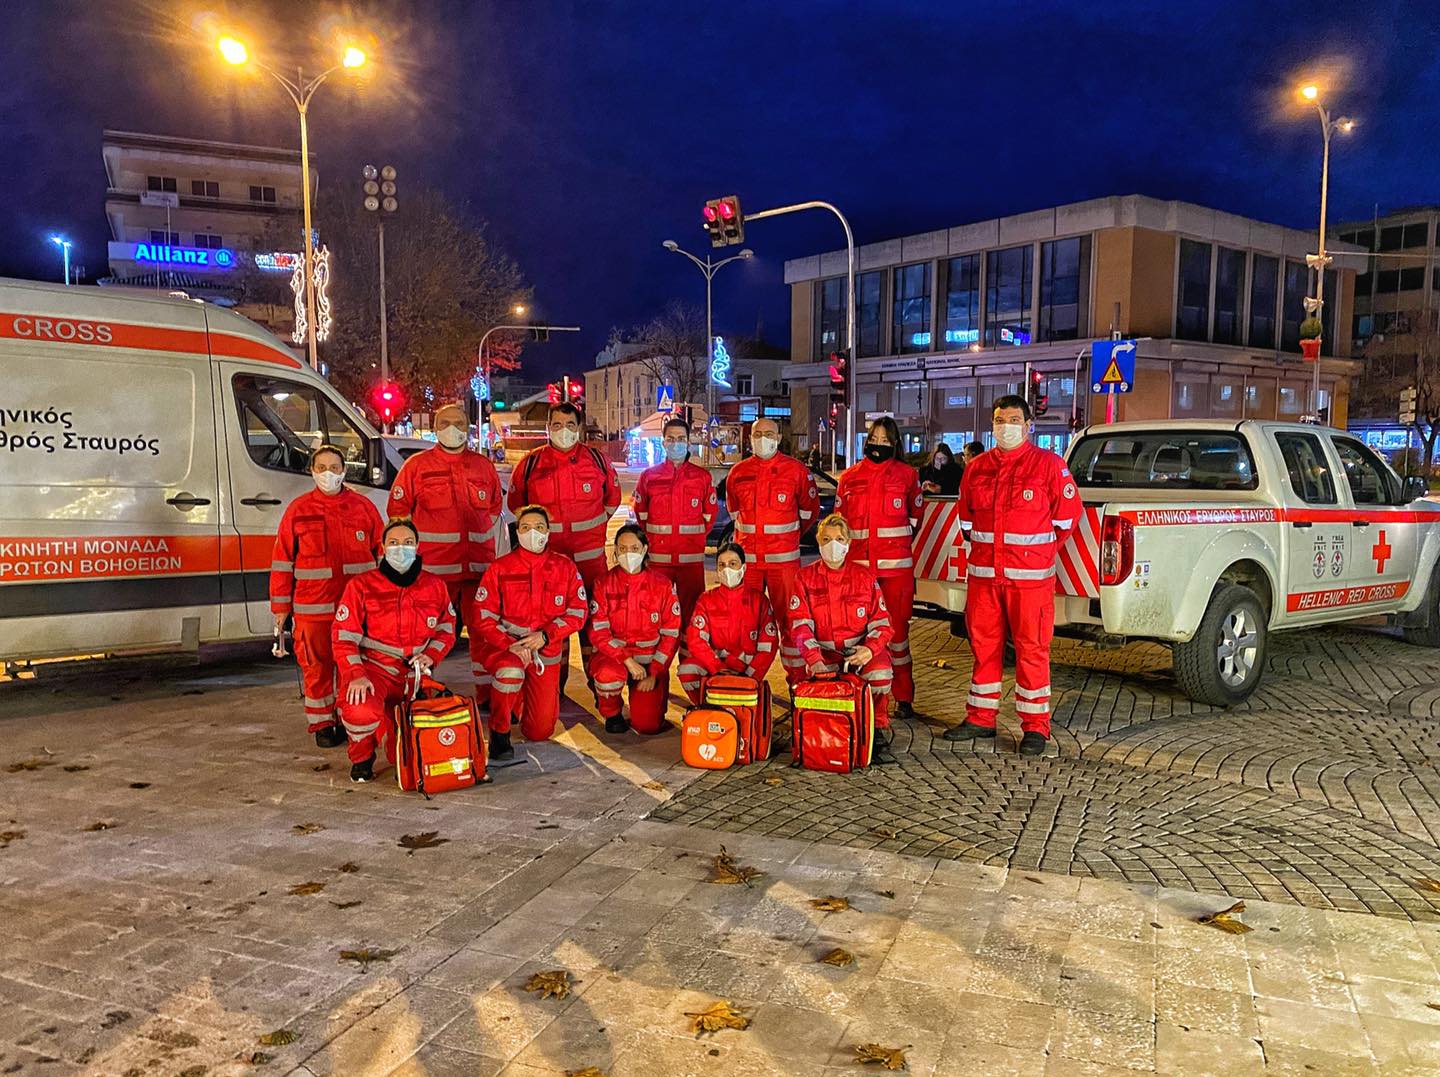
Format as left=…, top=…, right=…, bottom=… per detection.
left=782, top=644, right=894, bottom=729
left=746, top=561, right=801, bottom=633
left=445, top=579, right=491, bottom=695
left=337, top=662, right=406, bottom=765
left=876, top=575, right=915, bottom=705
left=590, top=656, right=671, bottom=734
left=653, top=562, right=705, bottom=627
left=487, top=649, right=564, bottom=742
left=964, top=581, right=1055, bottom=736
left=292, top=618, right=340, bottom=733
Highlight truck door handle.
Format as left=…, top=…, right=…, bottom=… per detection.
left=166, top=494, right=211, bottom=508
left=240, top=496, right=283, bottom=507
left=1291, top=521, right=1312, bottom=529
left=1352, top=520, right=1371, bottom=528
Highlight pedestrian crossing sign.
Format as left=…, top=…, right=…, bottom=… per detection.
left=657, top=385, right=675, bottom=412
left=1090, top=340, right=1136, bottom=395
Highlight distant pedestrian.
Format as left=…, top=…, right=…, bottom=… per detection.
left=919, top=442, right=963, bottom=496
left=807, top=446, right=823, bottom=470
left=963, top=440, right=985, bottom=466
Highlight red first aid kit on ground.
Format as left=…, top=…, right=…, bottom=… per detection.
left=680, top=707, right=739, bottom=769
left=703, top=674, right=771, bottom=765
left=790, top=671, right=874, bottom=773
left=393, top=676, right=487, bottom=796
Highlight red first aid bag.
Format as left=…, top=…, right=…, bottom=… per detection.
left=703, top=674, right=771, bottom=765
left=680, top=707, right=739, bottom=769
left=790, top=671, right=873, bottom=773
left=393, top=676, right=487, bottom=796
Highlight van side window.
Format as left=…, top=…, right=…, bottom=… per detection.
left=1274, top=433, right=1337, bottom=505
left=232, top=375, right=375, bottom=486
left=1330, top=436, right=1398, bottom=506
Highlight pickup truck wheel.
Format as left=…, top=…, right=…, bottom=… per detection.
left=1172, top=583, right=1267, bottom=707
left=1402, top=567, right=1440, bottom=647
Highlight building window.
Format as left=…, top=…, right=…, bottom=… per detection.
left=1400, top=266, right=1426, bottom=291
left=778, top=380, right=789, bottom=397
left=1320, top=268, right=1338, bottom=346
left=1173, top=375, right=1208, bottom=417
left=815, top=277, right=846, bottom=361
left=146, top=175, right=177, bottom=192
left=1280, top=260, right=1308, bottom=352
left=942, top=254, right=981, bottom=349
left=1175, top=239, right=1213, bottom=341
left=736, top=374, right=755, bottom=395
left=1356, top=269, right=1373, bottom=294
left=1248, top=254, right=1279, bottom=349
left=1213, top=247, right=1246, bottom=345
left=985, top=245, right=1033, bottom=347
left=1038, top=237, right=1090, bottom=343
left=1340, top=228, right=1375, bottom=251
left=857, top=271, right=883, bottom=358
left=190, top=180, right=220, bottom=198
left=148, top=230, right=181, bottom=244
left=1379, top=225, right=1404, bottom=251
left=249, top=185, right=277, bottom=204
left=193, top=233, right=223, bottom=249
left=892, top=263, right=932, bottom=353
left=1376, top=269, right=1400, bottom=294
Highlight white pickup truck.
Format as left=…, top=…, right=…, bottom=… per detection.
left=914, top=420, right=1440, bottom=705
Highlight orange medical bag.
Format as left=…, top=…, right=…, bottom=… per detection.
left=393, top=677, right=487, bottom=797
left=703, top=674, right=771, bottom=764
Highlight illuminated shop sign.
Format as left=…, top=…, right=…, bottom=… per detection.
left=133, top=243, right=235, bottom=269
left=944, top=328, right=979, bottom=345
left=254, top=252, right=302, bottom=272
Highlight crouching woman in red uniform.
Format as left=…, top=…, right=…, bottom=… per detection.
left=588, top=525, right=683, bottom=735
left=332, top=518, right=457, bottom=783
left=677, top=542, right=780, bottom=705
left=785, top=513, right=898, bottom=764
left=472, top=505, right=589, bottom=760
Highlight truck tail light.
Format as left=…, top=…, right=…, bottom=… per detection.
left=1099, top=514, right=1134, bottom=586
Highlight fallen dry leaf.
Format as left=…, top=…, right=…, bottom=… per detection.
left=146, top=1028, right=201, bottom=1048
left=82, top=821, right=117, bottom=832
left=0, top=830, right=24, bottom=845
left=128, top=782, right=151, bottom=789
left=330, top=900, right=362, bottom=910
left=854, top=1042, right=910, bottom=1070
left=820, top=947, right=855, bottom=967
left=292, top=822, right=325, bottom=835
left=641, top=780, right=666, bottom=791
left=311, top=763, right=331, bottom=772
left=934, top=658, right=948, bottom=668
left=869, top=826, right=898, bottom=839
left=763, top=776, right=784, bottom=786
left=398, top=831, right=449, bottom=853
left=235, top=1051, right=272, bottom=1066
left=810, top=896, right=852, bottom=912
left=875, top=889, right=896, bottom=900
left=1426, top=1003, right=1440, bottom=1012
left=1196, top=900, right=1252, bottom=935
left=337, top=861, right=360, bottom=873
left=339, top=947, right=398, bottom=971
left=684, top=1000, right=751, bottom=1035
left=1414, top=878, right=1440, bottom=894
left=709, top=846, right=763, bottom=887
left=566, top=1068, right=609, bottom=1077
left=287, top=882, right=325, bottom=896
left=257, top=1029, right=298, bottom=1047
left=523, top=969, right=573, bottom=1001
left=62, top=764, right=90, bottom=773
left=6, top=758, right=52, bottom=773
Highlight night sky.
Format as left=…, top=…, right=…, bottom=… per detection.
left=3, top=0, right=1438, bottom=379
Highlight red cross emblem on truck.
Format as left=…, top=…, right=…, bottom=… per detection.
left=1372, top=530, right=1392, bottom=573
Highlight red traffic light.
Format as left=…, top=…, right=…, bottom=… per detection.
left=702, top=204, right=718, bottom=222
left=567, top=381, right=583, bottom=397
left=547, top=382, right=561, bottom=405
left=718, top=200, right=735, bottom=219
left=1031, top=369, right=1044, bottom=384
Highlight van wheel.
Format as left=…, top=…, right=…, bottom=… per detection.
left=1403, top=567, right=1440, bottom=647
left=1172, top=583, right=1267, bottom=706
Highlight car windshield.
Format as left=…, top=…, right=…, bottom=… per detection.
left=1068, top=432, right=1259, bottom=491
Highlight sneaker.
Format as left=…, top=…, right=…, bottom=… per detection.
left=490, top=730, right=514, bottom=761
left=605, top=715, right=631, bottom=735
left=893, top=700, right=920, bottom=721
left=942, top=721, right=997, bottom=742
left=349, top=756, right=375, bottom=783
left=315, top=724, right=346, bottom=749
left=1019, top=732, right=1048, bottom=756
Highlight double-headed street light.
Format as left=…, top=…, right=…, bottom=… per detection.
left=50, top=236, right=72, bottom=286
left=218, top=33, right=370, bottom=370
left=661, top=240, right=753, bottom=436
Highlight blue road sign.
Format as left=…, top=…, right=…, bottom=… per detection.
left=1091, top=340, right=1137, bottom=394
left=656, top=385, right=675, bottom=412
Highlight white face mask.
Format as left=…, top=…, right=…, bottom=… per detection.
left=314, top=470, right=344, bottom=495
left=436, top=425, right=467, bottom=449
left=617, top=550, right=645, bottom=574
left=518, top=529, right=549, bottom=553
left=719, top=565, right=745, bottom=589
left=753, top=435, right=778, bottom=460
left=994, top=423, right=1028, bottom=451
left=820, top=539, right=850, bottom=566
left=550, top=427, right=581, bottom=451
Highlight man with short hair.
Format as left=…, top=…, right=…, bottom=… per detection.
left=963, top=440, right=985, bottom=466
left=945, top=395, right=1081, bottom=755
left=633, top=417, right=716, bottom=624
left=388, top=402, right=504, bottom=693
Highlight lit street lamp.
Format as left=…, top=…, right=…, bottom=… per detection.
left=218, top=33, right=370, bottom=370
left=661, top=240, right=753, bottom=435
left=50, top=235, right=72, bottom=286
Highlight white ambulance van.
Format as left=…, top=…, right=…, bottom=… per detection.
left=0, top=278, right=400, bottom=665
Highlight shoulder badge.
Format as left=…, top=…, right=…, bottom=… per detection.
left=650, top=611, right=659, bottom=623
left=478, top=586, right=488, bottom=602
left=354, top=530, right=365, bottom=541
left=694, top=614, right=706, bottom=629
left=337, top=604, right=350, bottom=621
left=426, top=615, right=437, bottom=628
left=1064, top=482, right=1076, bottom=499
left=789, top=595, right=801, bottom=610
left=555, top=594, right=564, bottom=606
left=857, top=605, right=866, bottom=619
left=392, top=485, right=404, bottom=500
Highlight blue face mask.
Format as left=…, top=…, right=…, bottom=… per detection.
left=384, top=545, right=417, bottom=572
left=664, top=441, right=688, bottom=463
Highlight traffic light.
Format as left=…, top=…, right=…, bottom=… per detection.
left=529, top=325, right=549, bottom=343
left=567, top=379, right=585, bottom=407
left=1028, top=369, right=1048, bottom=417
left=828, top=350, right=850, bottom=406
left=547, top=382, right=561, bottom=405
left=702, top=195, right=744, bottom=247
left=368, top=380, right=406, bottom=425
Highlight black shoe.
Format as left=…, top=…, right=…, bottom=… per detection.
left=490, top=730, right=514, bottom=761
left=605, top=715, right=630, bottom=735
left=315, top=724, right=346, bottom=749
left=893, top=700, right=919, bottom=721
left=942, top=721, right=997, bottom=742
left=349, top=756, right=375, bottom=783
left=1019, top=732, right=1048, bottom=756
left=870, top=730, right=898, bottom=765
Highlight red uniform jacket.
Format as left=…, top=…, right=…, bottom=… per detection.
left=633, top=459, right=717, bottom=568
left=387, top=446, right=504, bottom=582
left=331, top=569, right=456, bottom=684
left=789, top=560, right=894, bottom=663
left=685, top=584, right=779, bottom=679
left=507, top=442, right=621, bottom=563
left=270, top=487, right=384, bottom=620
left=472, top=547, right=588, bottom=662
left=588, top=565, right=683, bottom=677
left=957, top=441, right=1082, bottom=589
left=835, top=458, right=925, bottom=578
left=725, top=453, right=820, bottom=566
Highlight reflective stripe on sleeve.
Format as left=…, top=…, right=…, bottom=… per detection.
left=573, top=547, right=605, bottom=562
left=337, top=630, right=363, bottom=644
left=294, top=567, right=333, bottom=580
left=649, top=553, right=674, bottom=564
left=272, top=595, right=292, bottom=606
left=676, top=553, right=704, bottom=564
left=343, top=562, right=373, bottom=575
left=426, top=564, right=463, bottom=576
left=967, top=565, right=996, bottom=578
left=270, top=560, right=294, bottom=572
left=1053, top=519, right=1074, bottom=530
left=849, top=528, right=870, bottom=539
left=735, top=522, right=756, bottom=534
left=969, top=531, right=994, bottom=543
left=294, top=602, right=336, bottom=615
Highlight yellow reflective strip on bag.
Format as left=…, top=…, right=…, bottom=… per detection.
left=425, top=758, right=471, bottom=778
left=411, top=709, right=472, bottom=728
left=705, top=692, right=759, bottom=706
left=793, top=696, right=855, bottom=713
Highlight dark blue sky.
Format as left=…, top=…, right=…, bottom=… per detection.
left=2, top=0, right=1438, bottom=379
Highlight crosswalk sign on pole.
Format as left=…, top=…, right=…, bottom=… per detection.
left=656, top=385, right=675, bottom=413
left=1090, top=340, right=1137, bottom=395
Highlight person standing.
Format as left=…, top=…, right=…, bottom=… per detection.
left=507, top=402, right=621, bottom=681
left=919, top=442, right=964, bottom=496
left=944, top=395, right=1081, bottom=754
left=632, top=417, right=716, bottom=624
left=387, top=402, right=503, bottom=694
left=678, top=543, right=779, bottom=705
left=725, top=418, right=818, bottom=648
left=836, top=417, right=925, bottom=720
left=963, top=440, right=985, bottom=466
left=270, top=445, right=384, bottom=748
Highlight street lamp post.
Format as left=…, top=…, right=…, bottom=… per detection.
left=362, top=164, right=399, bottom=386
left=476, top=316, right=580, bottom=438
left=219, top=35, right=369, bottom=370
left=660, top=241, right=753, bottom=436
left=49, top=236, right=72, bottom=286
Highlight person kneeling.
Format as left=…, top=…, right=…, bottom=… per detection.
left=786, top=513, right=898, bottom=764
left=472, top=505, right=588, bottom=760
left=588, top=525, right=683, bottom=734
left=333, top=518, right=457, bottom=783
left=678, top=542, right=779, bottom=705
